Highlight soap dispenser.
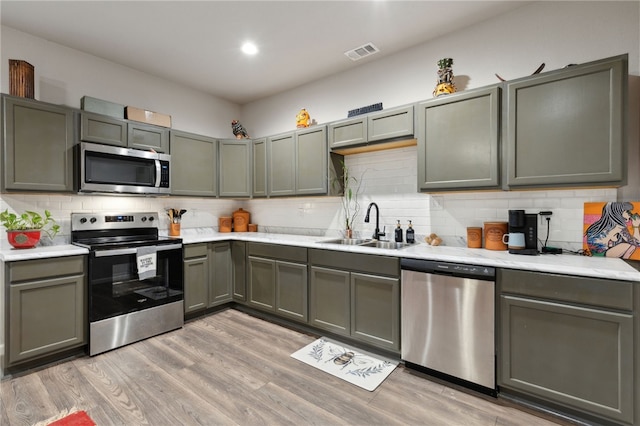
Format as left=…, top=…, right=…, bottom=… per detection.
left=395, top=220, right=403, bottom=242
left=406, top=220, right=415, bottom=244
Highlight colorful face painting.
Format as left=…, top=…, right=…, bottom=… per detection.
left=584, top=202, right=640, bottom=259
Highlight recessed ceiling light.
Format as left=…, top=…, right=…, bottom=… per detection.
left=242, top=42, right=258, bottom=55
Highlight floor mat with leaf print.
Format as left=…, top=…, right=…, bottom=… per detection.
left=291, top=337, right=398, bottom=391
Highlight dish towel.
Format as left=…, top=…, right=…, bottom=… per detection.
left=137, top=246, right=157, bottom=280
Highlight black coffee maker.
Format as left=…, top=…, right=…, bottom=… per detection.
left=507, top=210, right=539, bottom=255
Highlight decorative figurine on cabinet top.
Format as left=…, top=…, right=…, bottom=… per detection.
left=296, top=108, right=310, bottom=128
left=433, top=58, right=456, bottom=97
left=231, top=119, right=249, bottom=139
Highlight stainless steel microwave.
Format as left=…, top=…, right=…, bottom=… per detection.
left=79, top=142, right=171, bottom=195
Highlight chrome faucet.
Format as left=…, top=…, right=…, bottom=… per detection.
left=364, top=202, right=385, bottom=240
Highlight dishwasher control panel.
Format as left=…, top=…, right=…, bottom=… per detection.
left=401, top=258, right=495, bottom=279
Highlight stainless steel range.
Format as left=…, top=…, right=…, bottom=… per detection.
left=71, top=212, right=184, bottom=356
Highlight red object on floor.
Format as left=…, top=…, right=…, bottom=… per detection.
left=48, top=411, right=96, bottom=426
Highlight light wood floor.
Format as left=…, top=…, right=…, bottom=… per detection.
left=1, top=309, right=570, bottom=426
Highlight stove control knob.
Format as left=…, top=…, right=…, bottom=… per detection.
left=90, top=217, right=97, bottom=224
left=79, top=217, right=87, bottom=224
left=141, top=217, right=147, bottom=222
left=148, top=216, right=155, bottom=222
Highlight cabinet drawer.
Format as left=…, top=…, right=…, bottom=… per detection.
left=309, top=248, right=399, bottom=277
left=499, top=269, right=633, bottom=311
left=184, top=243, right=208, bottom=259
left=10, top=256, right=85, bottom=282
left=248, top=242, right=307, bottom=263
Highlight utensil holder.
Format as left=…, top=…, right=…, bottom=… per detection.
left=169, top=223, right=181, bottom=236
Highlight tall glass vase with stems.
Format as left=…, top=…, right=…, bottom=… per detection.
left=333, top=161, right=363, bottom=239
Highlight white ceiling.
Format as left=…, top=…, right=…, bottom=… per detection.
left=1, top=1, right=530, bottom=105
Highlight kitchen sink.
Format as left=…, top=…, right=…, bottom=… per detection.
left=318, top=238, right=373, bottom=245
left=318, top=238, right=410, bottom=250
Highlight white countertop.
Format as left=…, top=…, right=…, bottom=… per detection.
left=2, top=229, right=638, bottom=282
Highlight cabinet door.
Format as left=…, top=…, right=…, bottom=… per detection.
left=2, top=96, right=74, bottom=192
left=328, top=117, right=367, bottom=149
left=505, top=55, right=626, bottom=188
left=219, top=139, right=252, bottom=197
left=367, top=105, right=414, bottom=142
left=209, top=242, right=232, bottom=307
left=296, top=126, right=328, bottom=195
left=351, top=273, right=400, bottom=351
left=309, top=266, right=350, bottom=336
left=275, top=261, right=308, bottom=322
left=248, top=256, right=276, bottom=311
left=170, top=130, right=217, bottom=197
left=128, top=122, right=170, bottom=153
left=417, top=86, right=500, bottom=191
left=80, top=112, right=127, bottom=147
left=8, top=274, right=86, bottom=365
left=232, top=241, right=247, bottom=301
left=184, top=257, right=208, bottom=313
left=252, top=137, right=268, bottom=197
left=499, top=295, right=634, bottom=424
left=268, top=133, right=296, bottom=196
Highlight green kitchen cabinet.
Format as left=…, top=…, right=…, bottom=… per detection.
left=219, top=139, right=252, bottom=198
left=80, top=112, right=127, bottom=147
left=329, top=105, right=414, bottom=150
left=498, top=268, right=636, bottom=425
left=309, top=249, right=400, bottom=352
left=170, top=130, right=217, bottom=197
left=128, top=121, right=170, bottom=153
left=252, top=137, right=268, bottom=197
left=296, top=126, right=328, bottom=195
left=231, top=241, right=247, bottom=301
left=417, top=85, right=501, bottom=191
left=2, top=95, right=75, bottom=192
left=5, top=256, right=86, bottom=368
left=504, top=54, right=627, bottom=189
left=208, top=242, right=232, bottom=307
left=183, top=243, right=209, bottom=313
left=267, top=132, right=296, bottom=196
left=247, top=242, right=308, bottom=322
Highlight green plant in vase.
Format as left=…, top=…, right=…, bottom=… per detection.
left=332, top=161, right=363, bottom=238
left=0, top=209, right=61, bottom=248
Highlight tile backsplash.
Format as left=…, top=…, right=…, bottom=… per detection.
left=0, top=147, right=617, bottom=250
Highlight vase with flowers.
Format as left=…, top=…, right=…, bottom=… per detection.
left=333, top=161, right=363, bottom=238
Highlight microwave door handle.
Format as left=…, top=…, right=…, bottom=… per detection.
left=93, top=243, right=182, bottom=257
left=155, top=159, right=161, bottom=187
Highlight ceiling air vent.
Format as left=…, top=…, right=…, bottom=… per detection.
left=344, top=43, right=379, bottom=61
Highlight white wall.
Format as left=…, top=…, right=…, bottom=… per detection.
left=0, top=1, right=638, bottom=251
left=1, top=26, right=240, bottom=137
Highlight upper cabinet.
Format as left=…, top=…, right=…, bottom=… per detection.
left=252, top=137, right=268, bottom=197
left=170, top=130, right=218, bottom=197
left=267, top=126, right=335, bottom=197
left=417, top=85, right=501, bottom=191
left=2, top=95, right=75, bottom=192
left=219, top=139, right=252, bottom=198
left=504, top=54, right=627, bottom=189
left=329, top=105, right=414, bottom=153
left=79, top=112, right=169, bottom=153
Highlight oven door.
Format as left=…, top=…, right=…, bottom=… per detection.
left=88, top=243, right=183, bottom=322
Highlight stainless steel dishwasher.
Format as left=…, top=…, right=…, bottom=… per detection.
left=401, top=258, right=496, bottom=395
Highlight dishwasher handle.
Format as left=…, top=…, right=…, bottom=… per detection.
left=401, top=258, right=495, bottom=279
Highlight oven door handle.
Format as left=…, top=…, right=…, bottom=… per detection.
left=93, top=243, right=182, bottom=257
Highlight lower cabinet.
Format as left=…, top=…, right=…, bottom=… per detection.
left=5, top=256, right=86, bottom=367
left=309, top=249, right=400, bottom=352
left=231, top=241, right=247, bottom=301
left=498, top=269, right=636, bottom=425
left=247, top=242, right=308, bottom=322
left=183, top=242, right=232, bottom=314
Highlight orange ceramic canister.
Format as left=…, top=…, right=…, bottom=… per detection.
left=232, top=208, right=251, bottom=232
left=483, top=221, right=508, bottom=250
left=219, top=217, right=232, bottom=233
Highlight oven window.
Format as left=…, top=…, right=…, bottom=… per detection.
left=89, top=248, right=183, bottom=322
left=85, top=151, right=156, bottom=187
